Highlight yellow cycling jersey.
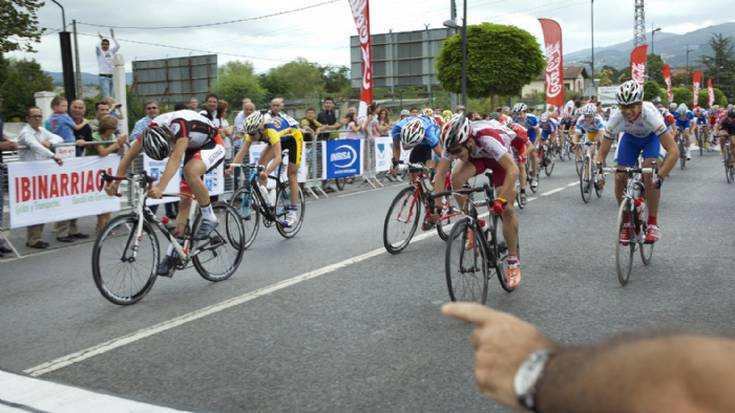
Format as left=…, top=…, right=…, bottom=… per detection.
left=245, top=113, right=304, bottom=145
left=586, top=130, right=601, bottom=142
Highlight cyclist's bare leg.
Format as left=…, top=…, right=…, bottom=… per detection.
left=501, top=193, right=519, bottom=257
left=176, top=197, right=192, bottom=236
left=287, top=163, right=299, bottom=205
left=642, top=158, right=660, bottom=218
left=450, top=160, right=477, bottom=212
left=729, top=135, right=735, bottom=163
left=614, top=171, right=627, bottom=204
left=518, top=160, right=527, bottom=189
left=526, top=143, right=538, bottom=178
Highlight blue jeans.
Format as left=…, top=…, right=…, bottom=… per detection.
left=99, top=75, right=113, bottom=98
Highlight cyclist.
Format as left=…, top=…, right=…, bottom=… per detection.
left=229, top=98, right=304, bottom=227
left=390, top=114, right=448, bottom=230
left=595, top=80, right=679, bottom=244
left=105, top=109, right=225, bottom=274
left=674, top=103, right=695, bottom=161
left=718, top=107, right=735, bottom=166
left=442, top=113, right=522, bottom=288
left=573, top=103, right=606, bottom=187
left=512, top=103, right=540, bottom=191
left=694, top=106, right=709, bottom=150
left=497, top=114, right=530, bottom=205
left=537, top=112, right=558, bottom=167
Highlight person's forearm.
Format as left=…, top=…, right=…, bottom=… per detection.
left=392, top=143, right=400, bottom=163
left=158, top=151, right=183, bottom=190
left=537, top=334, right=735, bottom=413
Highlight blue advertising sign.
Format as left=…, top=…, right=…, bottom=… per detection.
left=326, top=139, right=362, bottom=179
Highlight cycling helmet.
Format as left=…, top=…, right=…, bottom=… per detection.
left=142, top=124, right=174, bottom=160
left=512, top=103, right=528, bottom=114
left=539, top=113, right=550, bottom=122
left=581, top=103, right=597, bottom=116
left=422, top=108, right=434, bottom=117
left=487, top=112, right=501, bottom=121
left=669, top=102, right=678, bottom=112
left=244, top=111, right=265, bottom=134
left=615, top=80, right=644, bottom=105
left=442, top=113, right=471, bottom=149
left=728, top=107, right=735, bottom=117
left=400, top=118, right=425, bottom=149
left=503, top=114, right=513, bottom=127
left=677, top=103, right=688, bottom=114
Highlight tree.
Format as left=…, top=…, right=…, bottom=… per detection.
left=697, top=87, right=728, bottom=107
left=671, top=86, right=692, bottom=106
left=597, top=68, right=615, bottom=86
left=646, top=54, right=665, bottom=85
left=320, top=65, right=351, bottom=96
left=0, top=1, right=44, bottom=53
left=212, top=61, right=267, bottom=107
left=643, top=80, right=666, bottom=102
left=617, top=70, right=631, bottom=83
left=701, top=33, right=735, bottom=101
left=0, top=58, right=53, bottom=120
left=436, top=23, right=545, bottom=102
left=260, top=58, right=325, bottom=100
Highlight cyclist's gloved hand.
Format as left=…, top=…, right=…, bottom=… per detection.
left=105, top=181, right=119, bottom=197
left=492, top=198, right=507, bottom=215
left=148, top=186, right=163, bottom=199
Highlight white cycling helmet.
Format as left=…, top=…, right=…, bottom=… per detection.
left=244, top=111, right=265, bottom=134
left=512, top=102, right=528, bottom=114
left=539, top=113, right=550, bottom=122
left=615, top=80, right=644, bottom=105
left=142, top=124, right=174, bottom=160
left=581, top=103, right=597, bottom=116
left=442, top=113, right=471, bottom=149
left=677, top=103, right=689, bottom=114
left=400, top=118, right=425, bottom=149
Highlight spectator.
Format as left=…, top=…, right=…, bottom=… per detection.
left=455, top=104, right=466, bottom=113
left=341, top=112, right=361, bottom=139
left=300, top=107, right=324, bottom=140
left=409, top=107, right=419, bottom=116
left=130, top=100, right=160, bottom=141
left=89, top=101, right=111, bottom=133
left=216, top=100, right=233, bottom=138
left=86, top=116, right=127, bottom=232
left=17, top=107, right=64, bottom=249
left=376, top=108, right=392, bottom=136
left=101, top=96, right=123, bottom=121
left=367, top=106, right=381, bottom=139
left=316, top=97, right=341, bottom=141
left=0, top=113, right=17, bottom=257
left=443, top=302, right=735, bottom=413
left=48, top=97, right=89, bottom=243
left=187, top=97, right=199, bottom=111
left=399, top=109, right=410, bottom=120
left=199, top=94, right=220, bottom=125
left=70, top=99, right=92, bottom=157
left=96, top=32, right=119, bottom=98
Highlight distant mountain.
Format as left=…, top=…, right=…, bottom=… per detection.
left=565, top=22, right=735, bottom=69
left=46, top=71, right=134, bottom=85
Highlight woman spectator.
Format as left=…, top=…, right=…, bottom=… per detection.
left=86, top=115, right=127, bottom=232
left=341, top=112, right=361, bottom=139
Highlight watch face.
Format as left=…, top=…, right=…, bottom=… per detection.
left=514, top=351, right=550, bottom=410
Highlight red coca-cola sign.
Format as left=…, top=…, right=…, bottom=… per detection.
left=349, top=0, right=372, bottom=118
left=538, top=18, right=564, bottom=108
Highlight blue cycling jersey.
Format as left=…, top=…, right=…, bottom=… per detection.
left=674, top=110, right=694, bottom=130
left=575, top=114, right=605, bottom=133
left=391, top=115, right=440, bottom=148
left=514, top=114, right=539, bottom=140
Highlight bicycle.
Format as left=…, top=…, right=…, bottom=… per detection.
left=603, top=163, right=656, bottom=286
left=92, top=172, right=245, bottom=305
left=722, top=138, right=734, bottom=184
left=437, top=171, right=517, bottom=304
left=558, top=130, right=570, bottom=162
left=229, top=155, right=306, bottom=248
left=676, top=128, right=687, bottom=170
left=382, top=162, right=463, bottom=254
left=696, top=125, right=706, bottom=156
left=537, top=141, right=556, bottom=177
left=579, top=138, right=604, bottom=203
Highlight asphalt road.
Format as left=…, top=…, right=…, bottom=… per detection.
left=1, top=151, right=733, bottom=412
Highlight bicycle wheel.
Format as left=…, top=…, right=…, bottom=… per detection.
left=575, top=153, right=584, bottom=177
left=615, top=199, right=635, bottom=286
left=383, top=186, right=421, bottom=254
left=445, top=219, right=489, bottom=303
left=92, top=214, right=159, bottom=305
left=698, top=131, right=704, bottom=156
left=274, top=183, right=305, bottom=238
left=230, top=187, right=261, bottom=250
left=638, top=204, right=654, bottom=266
left=488, top=214, right=515, bottom=293
left=579, top=156, right=591, bottom=204
left=436, top=193, right=464, bottom=241
left=544, top=153, right=555, bottom=176
left=192, top=202, right=245, bottom=282
left=679, top=137, right=686, bottom=170
left=726, top=153, right=734, bottom=184
left=593, top=167, right=604, bottom=198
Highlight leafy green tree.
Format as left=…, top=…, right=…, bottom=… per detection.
left=260, top=58, right=325, bottom=100
left=701, top=33, right=735, bottom=100
left=671, top=86, right=692, bottom=106
left=0, top=0, right=44, bottom=53
left=320, top=65, right=350, bottom=95
left=697, top=87, right=728, bottom=107
left=0, top=58, right=53, bottom=119
left=617, top=70, right=632, bottom=83
left=646, top=54, right=665, bottom=85
left=597, top=68, right=615, bottom=86
left=644, top=80, right=666, bottom=102
left=212, top=61, right=267, bottom=107
left=436, top=23, right=545, bottom=102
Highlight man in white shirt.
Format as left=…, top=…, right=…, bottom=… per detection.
left=96, top=32, right=120, bottom=98
left=17, top=107, right=65, bottom=249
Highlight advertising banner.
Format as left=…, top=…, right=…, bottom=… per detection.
left=692, top=70, right=702, bottom=107
left=374, top=137, right=392, bottom=172
left=662, top=64, right=673, bottom=103
left=8, top=156, right=121, bottom=228
left=348, top=0, right=373, bottom=119
left=707, top=79, right=715, bottom=107
left=538, top=18, right=565, bottom=108
left=324, top=139, right=363, bottom=179
left=143, top=155, right=224, bottom=205
left=630, top=44, right=648, bottom=86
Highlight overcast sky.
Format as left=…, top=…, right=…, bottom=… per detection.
left=6, top=0, right=733, bottom=74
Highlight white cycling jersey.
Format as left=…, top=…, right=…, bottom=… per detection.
left=468, top=120, right=510, bottom=160
left=605, top=101, right=667, bottom=139
left=151, top=110, right=217, bottom=150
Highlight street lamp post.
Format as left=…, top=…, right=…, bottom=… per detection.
left=651, top=26, right=661, bottom=55
left=685, top=45, right=695, bottom=76
left=590, top=0, right=596, bottom=96
left=443, top=0, right=468, bottom=108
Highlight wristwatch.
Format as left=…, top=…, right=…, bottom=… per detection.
left=513, top=350, right=551, bottom=412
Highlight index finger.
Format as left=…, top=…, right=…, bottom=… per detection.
left=442, top=302, right=500, bottom=326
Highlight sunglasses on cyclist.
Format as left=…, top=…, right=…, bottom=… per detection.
left=447, top=145, right=466, bottom=155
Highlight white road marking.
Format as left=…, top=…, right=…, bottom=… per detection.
left=567, top=182, right=578, bottom=187
left=22, top=180, right=572, bottom=377
left=0, top=370, right=193, bottom=412
left=337, top=188, right=384, bottom=198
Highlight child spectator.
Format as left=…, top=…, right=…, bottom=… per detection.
left=87, top=116, right=128, bottom=232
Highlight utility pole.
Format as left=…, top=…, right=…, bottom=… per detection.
left=461, top=0, right=467, bottom=107
left=686, top=45, right=695, bottom=76
left=72, top=20, right=83, bottom=99
left=591, top=0, right=596, bottom=96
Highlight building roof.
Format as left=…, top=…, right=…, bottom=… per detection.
left=535, top=65, right=590, bottom=81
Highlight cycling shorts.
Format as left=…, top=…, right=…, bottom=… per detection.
left=408, top=144, right=432, bottom=164
left=560, top=118, right=574, bottom=129
left=511, top=137, right=527, bottom=163
left=585, top=131, right=601, bottom=142
left=280, top=136, right=301, bottom=165
left=541, top=129, right=554, bottom=140
left=181, top=135, right=226, bottom=196
left=615, top=132, right=660, bottom=167
left=468, top=157, right=506, bottom=187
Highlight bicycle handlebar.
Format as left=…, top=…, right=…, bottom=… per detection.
left=602, top=167, right=657, bottom=174
left=428, top=185, right=486, bottom=201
